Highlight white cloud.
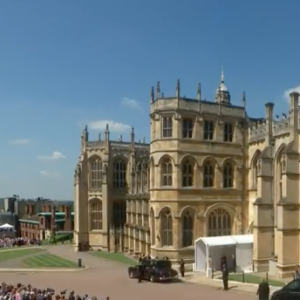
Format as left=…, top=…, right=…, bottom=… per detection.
left=38, top=151, right=66, bottom=161
left=121, top=97, right=139, bottom=109
left=40, top=170, right=59, bottom=177
left=9, top=139, right=30, bottom=145
left=283, top=86, right=300, bottom=101
left=40, top=170, right=49, bottom=176
left=88, top=120, right=131, bottom=132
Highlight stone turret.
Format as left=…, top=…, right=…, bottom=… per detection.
left=215, top=69, right=231, bottom=104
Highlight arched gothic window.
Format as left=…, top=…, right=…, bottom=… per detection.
left=161, top=210, right=173, bottom=246
left=203, top=161, right=214, bottom=187
left=90, top=158, right=102, bottom=190
left=182, top=211, right=193, bottom=247
left=182, top=160, right=193, bottom=187
left=207, top=208, right=231, bottom=237
left=162, top=158, right=172, bottom=186
left=113, top=201, right=126, bottom=228
left=90, top=200, right=102, bottom=230
left=113, top=159, right=127, bottom=189
left=223, top=163, right=233, bottom=188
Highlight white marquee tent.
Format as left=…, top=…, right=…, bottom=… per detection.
left=0, top=223, right=14, bottom=229
left=194, top=234, right=253, bottom=275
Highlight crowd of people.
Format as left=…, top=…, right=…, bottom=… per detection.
left=0, top=237, right=39, bottom=248
left=0, top=283, right=109, bottom=300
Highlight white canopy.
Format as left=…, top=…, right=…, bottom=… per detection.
left=196, top=234, right=253, bottom=247
left=0, top=223, right=14, bottom=229
left=194, top=234, right=253, bottom=274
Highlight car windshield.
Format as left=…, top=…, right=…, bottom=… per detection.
left=156, top=260, right=171, bottom=269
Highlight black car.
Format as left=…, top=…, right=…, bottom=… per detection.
left=271, top=278, right=300, bottom=300
left=128, top=259, right=178, bottom=282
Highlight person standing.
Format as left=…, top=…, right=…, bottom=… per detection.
left=257, top=279, right=270, bottom=300
left=180, top=259, right=185, bottom=277
left=222, top=264, right=229, bottom=291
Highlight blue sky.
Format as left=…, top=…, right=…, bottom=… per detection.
left=0, top=1, right=299, bottom=199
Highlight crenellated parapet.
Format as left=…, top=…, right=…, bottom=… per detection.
left=273, top=116, right=290, bottom=136
left=248, top=119, right=266, bottom=143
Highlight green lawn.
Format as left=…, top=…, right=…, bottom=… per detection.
left=91, top=251, right=137, bottom=265
left=22, top=254, right=78, bottom=268
left=225, top=273, right=285, bottom=287
left=0, top=248, right=43, bottom=262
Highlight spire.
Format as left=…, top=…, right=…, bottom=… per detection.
left=221, top=67, right=225, bottom=83
left=105, top=123, right=110, bottom=141
left=215, top=68, right=230, bottom=104
left=197, top=83, right=201, bottom=101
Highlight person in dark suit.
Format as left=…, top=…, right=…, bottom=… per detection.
left=220, top=255, right=227, bottom=270
left=222, top=264, right=229, bottom=291
left=257, top=279, right=270, bottom=300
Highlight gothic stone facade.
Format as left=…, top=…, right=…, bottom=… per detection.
left=73, top=127, right=150, bottom=252
left=74, top=71, right=300, bottom=278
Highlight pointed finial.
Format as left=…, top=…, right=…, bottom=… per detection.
left=119, top=135, right=122, bottom=142
left=221, top=67, right=225, bottom=83
left=84, top=125, right=89, bottom=141
left=242, top=91, right=246, bottom=108
left=142, top=137, right=146, bottom=143
left=176, top=79, right=180, bottom=98
left=156, top=81, right=160, bottom=98
left=98, top=133, right=101, bottom=141
left=105, top=123, right=109, bottom=131
left=197, top=83, right=201, bottom=101
left=150, top=86, right=154, bottom=103
left=131, top=126, right=135, bottom=145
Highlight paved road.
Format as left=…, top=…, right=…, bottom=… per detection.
left=2, top=245, right=256, bottom=300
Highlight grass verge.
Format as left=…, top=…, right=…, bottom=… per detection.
left=22, top=254, right=78, bottom=268
left=91, top=251, right=137, bottom=265
left=219, top=273, right=285, bottom=287
left=0, top=248, right=43, bottom=263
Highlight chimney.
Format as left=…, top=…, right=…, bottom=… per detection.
left=66, top=205, right=71, bottom=219
left=31, top=204, right=35, bottom=215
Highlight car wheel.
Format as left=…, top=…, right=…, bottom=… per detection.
left=150, top=275, right=155, bottom=282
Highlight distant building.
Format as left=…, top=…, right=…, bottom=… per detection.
left=19, top=204, right=74, bottom=240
